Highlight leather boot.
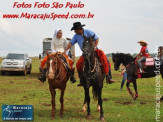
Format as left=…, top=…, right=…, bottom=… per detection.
left=70, top=68, right=76, bottom=83
left=120, top=82, right=124, bottom=90
left=38, top=69, right=47, bottom=82
left=77, top=72, right=84, bottom=86
left=106, top=75, right=115, bottom=84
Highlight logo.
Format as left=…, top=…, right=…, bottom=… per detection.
left=2, top=105, right=33, bottom=121
left=145, top=49, right=149, bottom=54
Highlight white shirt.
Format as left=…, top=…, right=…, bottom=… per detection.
left=51, top=37, right=68, bottom=53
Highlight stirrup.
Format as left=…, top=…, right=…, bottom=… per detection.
left=70, top=76, right=76, bottom=83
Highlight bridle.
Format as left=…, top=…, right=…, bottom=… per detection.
left=82, top=41, right=101, bottom=88
left=47, top=56, right=67, bottom=81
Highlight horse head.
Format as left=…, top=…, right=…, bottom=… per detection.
left=82, top=35, right=95, bottom=59
left=112, top=53, right=121, bottom=71
left=112, top=53, right=134, bottom=71
left=46, top=51, right=59, bottom=80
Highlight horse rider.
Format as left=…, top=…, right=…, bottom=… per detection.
left=63, top=22, right=115, bottom=86
left=38, top=29, right=76, bottom=83
left=135, top=40, right=150, bottom=73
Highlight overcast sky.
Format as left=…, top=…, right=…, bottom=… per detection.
left=0, top=0, right=163, bottom=57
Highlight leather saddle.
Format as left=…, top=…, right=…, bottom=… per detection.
left=58, top=54, right=71, bottom=72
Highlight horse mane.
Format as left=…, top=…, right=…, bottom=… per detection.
left=115, top=53, right=134, bottom=65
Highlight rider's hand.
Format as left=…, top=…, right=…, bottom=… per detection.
left=94, top=47, right=97, bottom=51
left=63, top=50, right=66, bottom=54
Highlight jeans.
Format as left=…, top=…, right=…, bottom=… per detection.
left=122, top=72, right=127, bottom=84
left=137, top=57, right=146, bottom=69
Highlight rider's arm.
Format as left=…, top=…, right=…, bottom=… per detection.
left=135, top=51, right=141, bottom=58
left=64, top=38, right=68, bottom=50
left=63, top=35, right=77, bottom=54
left=63, top=43, right=72, bottom=54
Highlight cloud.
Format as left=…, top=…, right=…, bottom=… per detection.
left=0, top=0, right=163, bottom=57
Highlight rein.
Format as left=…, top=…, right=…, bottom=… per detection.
left=83, top=55, right=101, bottom=88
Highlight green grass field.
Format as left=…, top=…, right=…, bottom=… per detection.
left=0, top=57, right=163, bottom=122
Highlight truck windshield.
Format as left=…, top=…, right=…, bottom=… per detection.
left=6, top=54, right=25, bottom=60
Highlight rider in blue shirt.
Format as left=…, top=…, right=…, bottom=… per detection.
left=70, top=29, right=99, bottom=50
left=63, top=22, right=115, bottom=86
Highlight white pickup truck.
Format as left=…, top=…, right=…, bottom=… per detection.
left=0, top=53, right=32, bottom=76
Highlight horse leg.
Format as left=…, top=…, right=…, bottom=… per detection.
left=84, top=87, right=91, bottom=119
left=133, top=79, right=138, bottom=100
left=60, top=86, right=66, bottom=117
left=97, top=103, right=100, bottom=112
left=50, top=88, right=56, bottom=119
left=126, top=80, right=134, bottom=97
left=82, top=98, right=86, bottom=113
left=98, top=88, right=105, bottom=121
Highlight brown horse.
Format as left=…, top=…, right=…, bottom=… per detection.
left=46, top=52, right=69, bottom=118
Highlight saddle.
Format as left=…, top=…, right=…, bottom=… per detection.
left=135, top=57, right=155, bottom=77
left=58, top=53, right=71, bottom=72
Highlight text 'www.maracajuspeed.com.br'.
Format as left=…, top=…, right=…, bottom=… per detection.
left=2, top=12, right=94, bottom=20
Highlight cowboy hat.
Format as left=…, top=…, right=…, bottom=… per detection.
left=71, top=22, right=85, bottom=31
left=137, top=40, right=148, bottom=45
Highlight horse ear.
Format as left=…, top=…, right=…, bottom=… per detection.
left=56, top=52, right=59, bottom=57
left=46, top=51, right=49, bottom=56
left=91, top=34, right=95, bottom=40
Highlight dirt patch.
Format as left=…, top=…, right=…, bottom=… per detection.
left=112, top=74, right=122, bottom=77
left=0, top=88, right=15, bottom=95
left=38, top=114, right=43, bottom=117
left=42, top=103, right=51, bottom=106
left=140, top=102, right=146, bottom=105
left=23, top=96, right=28, bottom=99
left=121, top=101, right=132, bottom=105
left=111, top=88, right=117, bottom=91
left=115, top=101, right=132, bottom=105
left=102, top=98, right=108, bottom=101
left=9, top=81, right=14, bottom=84
left=20, top=99, right=24, bottom=102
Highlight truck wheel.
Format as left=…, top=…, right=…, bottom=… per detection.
left=22, top=67, right=27, bottom=76
left=27, top=64, right=32, bottom=74
left=1, top=71, right=5, bottom=75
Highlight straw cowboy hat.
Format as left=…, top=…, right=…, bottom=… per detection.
left=137, top=40, right=148, bottom=45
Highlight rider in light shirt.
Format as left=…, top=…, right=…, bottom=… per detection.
left=38, top=29, right=76, bottom=83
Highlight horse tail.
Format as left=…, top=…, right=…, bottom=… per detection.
left=92, top=85, right=98, bottom=101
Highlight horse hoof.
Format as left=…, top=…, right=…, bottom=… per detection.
left=97, top=109, right=100, bottom=113
left=60, top=114, right=63, bottom=117
left=51, top=116, right=55, bottom=120
left=134, top=96, right=138, bottom=100
left=60, top=113, right=64, bottom=117
left=82, top=109, right=86, bottom=113
left=100, top=117, right=105, bottom=122
left=87, top=115, right=91, bottom=120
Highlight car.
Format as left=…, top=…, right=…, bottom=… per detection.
left=0, top=53, right=32, bottom=76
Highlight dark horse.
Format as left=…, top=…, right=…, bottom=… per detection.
left=112, top=53, right=163, bottom=99
left=79, top=35, right=105, bottom=121
left=46, top=52, right=69, bottom=118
